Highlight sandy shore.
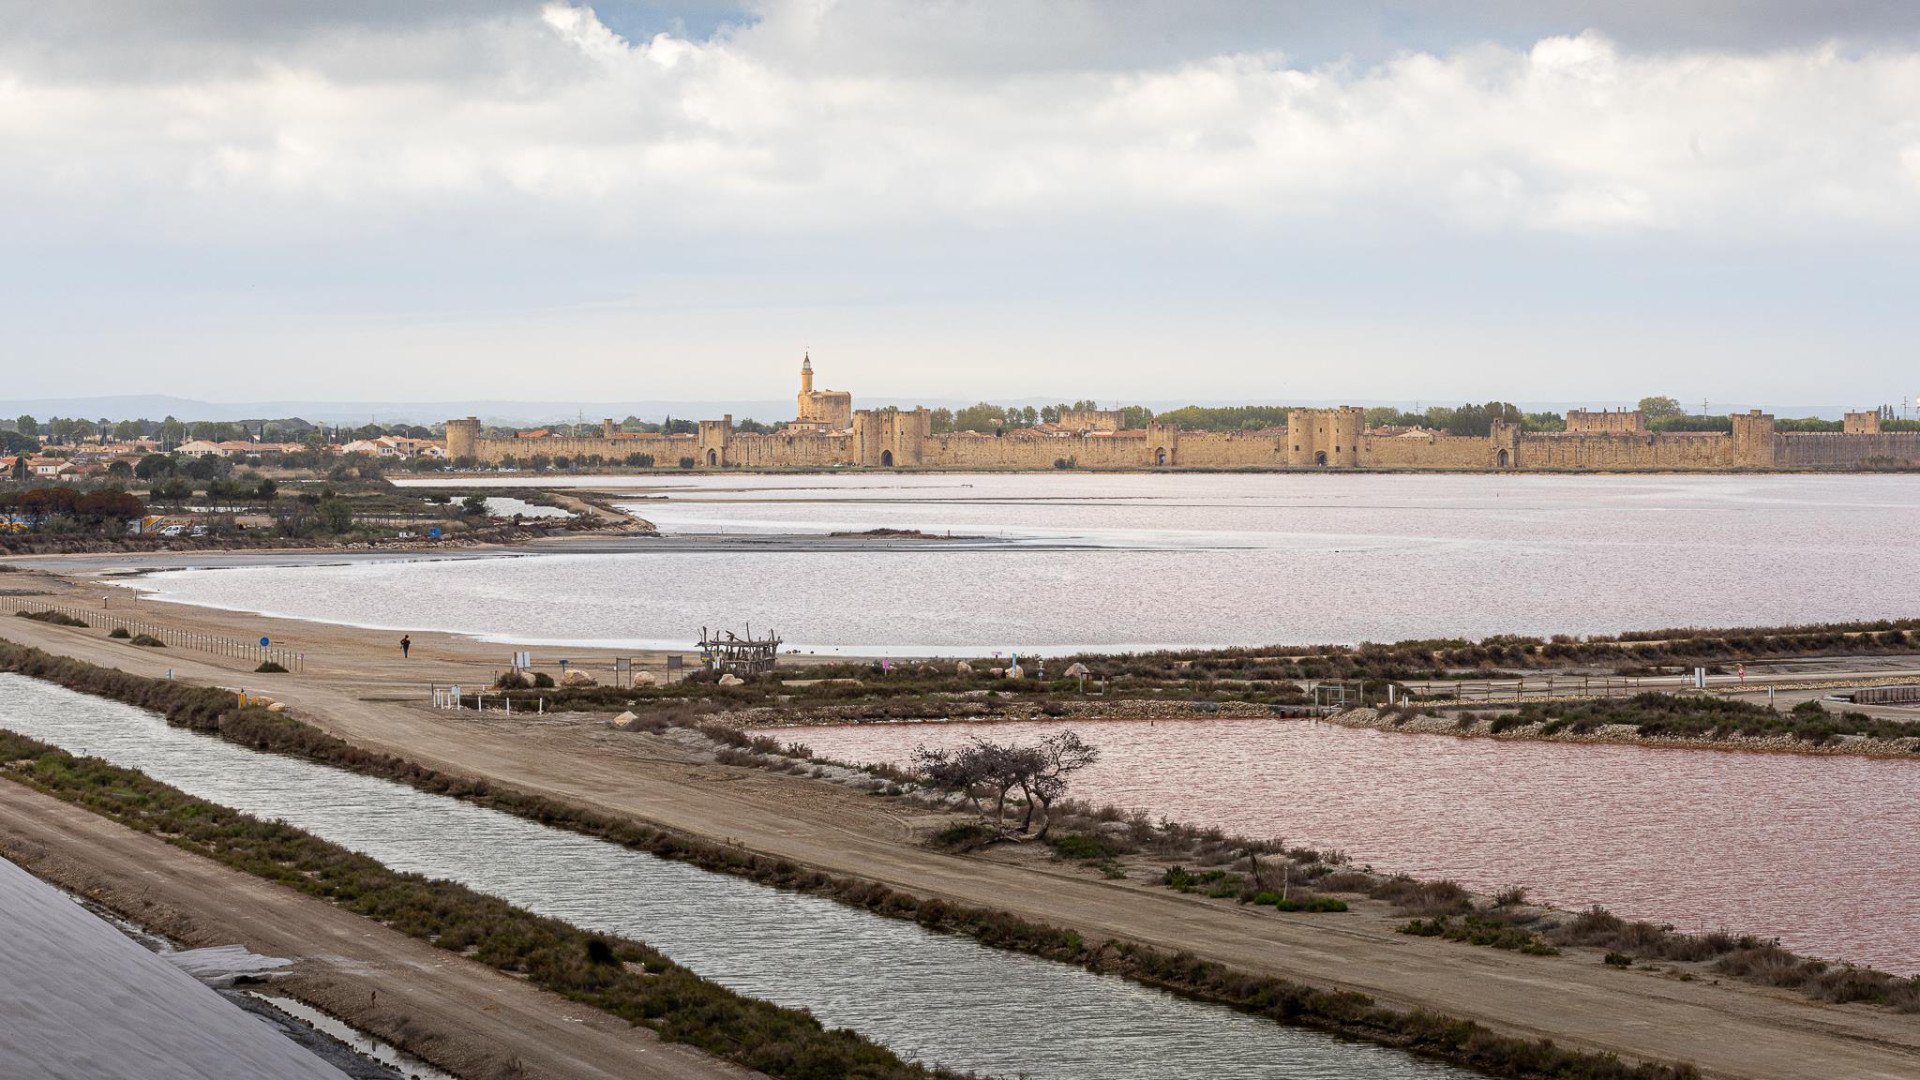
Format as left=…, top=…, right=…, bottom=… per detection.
left=0, top=781, right=749, bottom=1080
left=4, top=567, right=1920, bottom=1079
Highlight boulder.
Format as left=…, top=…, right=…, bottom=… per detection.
left=717, top=673, right=745, bottom=687
left=265, top=702, right=288, bottom=714
left=955, top=661, right=973, bottom=675
left=561, top=669, right=597, bottom=687
left=1006, top=663, right=1024, bottom=679
left=1063, top=662, right=1091, bottom=678
left=611, top=710, right=639, bottom=730
left=631, top=670, right=657, bottom=686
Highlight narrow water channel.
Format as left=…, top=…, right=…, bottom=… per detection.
left=0, top=675, right=1472, bottom=1080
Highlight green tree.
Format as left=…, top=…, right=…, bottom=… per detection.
left=461, top=494, right=490, bottom=516
left=1638, top=395, right=1685, bottom=421
left=14, top=415, right=37, bottom=438
left=317, top=497, right=354, bottom=533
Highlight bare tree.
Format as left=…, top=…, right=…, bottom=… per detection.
left=913, top=736, right=1029, bottom=829
left=1016, top=731, right=1100, bottom=839
left=916, top=731, right=1099, bottom=840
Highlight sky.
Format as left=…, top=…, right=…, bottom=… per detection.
left=3, top=1, right=1919, bottom=408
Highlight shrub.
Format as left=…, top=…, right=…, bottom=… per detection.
left=1371, top=875, right=1471, bottom=916
left=128, top=634, right=166, bottom=648
left=929, top=822, right=996, bottom=852
left=255, top=661, right=288, bottom=673
left=15, top=610, right=88, bottom=628
left=108, top=627, right=130, bottom=639
left=1048, top=832, right=1121, bottom=861
left=1605, top=952, right=1633, bottom=968
left=1274, top=895, right=1348, bottom=913
left=1402, top=915, right=1558, bottom=955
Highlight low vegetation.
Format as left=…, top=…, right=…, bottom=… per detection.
left=1062, top=620, right=1920, bottom=691
left=15, top=609, right=88, bottom=628
left=5, top=641, right=1911, bottom=1080
left=1400, top=916, right=1559, bottom=956
left=0, top=642, right=1724, bottom=1077
left=0, top=731, right=953, bottom=1080
left=1502, top=693, right=1919, bottom=744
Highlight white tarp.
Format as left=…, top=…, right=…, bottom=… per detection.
left=0, top=856, right=347, bottom=1080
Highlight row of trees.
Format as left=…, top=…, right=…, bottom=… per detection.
left=0, top=487, right=145, bottom=526
left=8, top=414, right=436, bottom=449
left=926, top=401, right=1154, bottom=434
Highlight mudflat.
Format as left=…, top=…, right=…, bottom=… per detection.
left=3, top=571, right=1918, bottom=1080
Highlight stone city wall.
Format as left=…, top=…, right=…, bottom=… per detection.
left=446, top=406, right=1920, bottom=471
left=1776, top=431, right=1920, bottom=468
left=1516, top=431, right=1741, bottom=470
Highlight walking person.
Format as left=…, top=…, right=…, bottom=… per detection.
left=400, top=635, right=411, bottom=659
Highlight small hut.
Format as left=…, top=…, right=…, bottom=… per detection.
left=698, top=626, right=782, bottom=676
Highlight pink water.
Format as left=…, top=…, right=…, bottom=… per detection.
left=774, top=717, right=1920, bottom=974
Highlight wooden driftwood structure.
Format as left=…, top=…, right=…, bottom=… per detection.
left=698, top=625, right=782, bottom=675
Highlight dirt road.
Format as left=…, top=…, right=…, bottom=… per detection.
left=0, top=781, right=748, bottom=1080
left=3, top=580, right=1919, bottom=1080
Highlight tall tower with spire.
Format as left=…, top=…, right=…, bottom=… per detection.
left=794, top=351, right=853, bottom=431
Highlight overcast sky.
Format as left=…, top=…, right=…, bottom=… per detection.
left=3, top=1, right=1919, bottom=407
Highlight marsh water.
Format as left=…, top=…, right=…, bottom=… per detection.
left=778, top=716, right=1920, bottom=974
left=132, top=472, right=1920, bottom=656
left=0, top=675, right=1470, bottom=1080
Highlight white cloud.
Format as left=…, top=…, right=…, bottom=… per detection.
left=3, top=1, right=1920, bottom=404
left=1, top=3, right=1917, bottom=242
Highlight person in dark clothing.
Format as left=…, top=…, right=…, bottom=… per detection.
left=400, top=635, right=411, bottom=659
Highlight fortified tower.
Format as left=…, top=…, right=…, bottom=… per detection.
left=852, top=407, right=929, bottom=468
left=1286, top=407, right=1364, bottom=467
left=1489, top=419, right=1521, bottom=468
left=446, top=416, right=481, bottom=460
left=1565, top=409, right=1644, bottom=434
left=795, top=353, right=854, bottom=431
left=697, top=416, right=733, bottom=468
left=1844, top=411, right=1883, bottom=435
left=1729, top=410, right=1778, bottom=468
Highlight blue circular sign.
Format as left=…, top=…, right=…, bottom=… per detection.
left=260, top=637, right=271, bottom=648
left=429, top=527, right=442, bottom=538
